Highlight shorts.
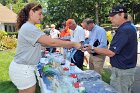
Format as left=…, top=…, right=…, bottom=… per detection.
left=89, top=54, right=105, bottom=74
left=110, top=67, right=135, bottom=93
left=9, top=61, right=36, bottom=90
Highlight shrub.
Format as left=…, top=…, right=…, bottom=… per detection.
left=0, top=31, right=17, bottom=50
left=1, top=35, right=17, bottom=50
left=0, top=30, right=7, bottom=40
left=7, top=32, right=18, bottom=38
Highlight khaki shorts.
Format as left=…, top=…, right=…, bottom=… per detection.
left=89, top=54, right=105, bottom=74
left=110, top=67, right=136, bottom=93
left=9, top=61, right=36, bottom=90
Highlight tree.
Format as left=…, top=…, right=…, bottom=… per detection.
left=3, top=0, right=140, bottom=27
left=46, top=0, right=98, bottom=28
left=45, top=0, right=140, bottom=27
left=0, top=0, right=13, bottom=6
left=12, top=2, right=26, bottom=14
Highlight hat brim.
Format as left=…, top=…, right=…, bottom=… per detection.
left=109, top=12, right=118, bottom=17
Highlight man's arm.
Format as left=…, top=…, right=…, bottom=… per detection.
left=82, top=45, right=115, bottom=57
left=94, top=47, right=115, bottom=57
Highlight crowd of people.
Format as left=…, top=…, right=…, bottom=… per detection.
left=8, top=2, right=138, bottom=93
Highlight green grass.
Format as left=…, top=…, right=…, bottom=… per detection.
left=0, top=50, right=15, bottom=81
left=101, top=68, right=111, bottom=84
left=0, top=50, right=18, bottom=93
left=0, top=81, right=17, bottom=93
left=0, top=50, right=40, bottom=93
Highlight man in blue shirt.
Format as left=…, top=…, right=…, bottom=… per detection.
left=82, top=18, right=107, bottom=74
left=82, top=5, right=137, bottom=93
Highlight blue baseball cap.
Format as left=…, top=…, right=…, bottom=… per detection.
left=109, top=5, right=127, bottom=17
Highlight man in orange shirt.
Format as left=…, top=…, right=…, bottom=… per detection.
left=60, top=22, right=71, bottom=38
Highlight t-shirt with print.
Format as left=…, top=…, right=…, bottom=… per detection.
left=14, top=22, right=45, bottom=65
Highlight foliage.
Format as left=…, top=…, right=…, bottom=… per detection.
left=1, top=35, right=17, bottom=50
left=106, top=31, right=113, bottom=43
left=6, top=0, right=43, bottom=14
left=0, top=30, right=7, bottom=50
left=35, top=24, right=43, bottom=31
left=0, top=31, right=17, bottom=51
left=0, top=30, right=7, bottom=40
left=110, top=0, right=140, bottom=24
left=46, top=0, right=98, bottom=27
left=0, top=0, right=13, bottom=6
left=1, top=0, right=140, bottom=28
left=101, top=23, right=112, bottom=27
left=45, top=0, right=140, bottom=27
left=7, top=32, right=18, bottom=38
left=11, top=1, right=26, bottom=14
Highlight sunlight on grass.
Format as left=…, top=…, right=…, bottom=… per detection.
left=0, top=50, right=18, bottom=93
left=0, top=50, right=40, bottom=93
left=0, top=50, right=15, bottom=81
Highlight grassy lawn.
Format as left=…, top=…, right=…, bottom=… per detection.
left=0, top=50, right=40, bottom=93
left=0, top=50, right=18, bottom=93
left=101, top=68, right=111, bottom=84
left=0, top=49, right=111, bottom=93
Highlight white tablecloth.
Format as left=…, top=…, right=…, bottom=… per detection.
left=37, top=57, right=82, bottom=93
left=37, top=53, right=117, bottom=93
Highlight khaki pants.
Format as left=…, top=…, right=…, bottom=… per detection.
left=89, top=54, right=105, bottom=74
left=110, top=67, right=136, bottom=93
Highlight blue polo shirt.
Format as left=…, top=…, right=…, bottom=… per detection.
left=109, top=21, right=137, bottom=69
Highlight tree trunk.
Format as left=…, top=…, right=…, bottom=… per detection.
left=95, top=3, right=99, bottom=25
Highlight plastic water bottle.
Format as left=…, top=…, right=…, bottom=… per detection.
left=79, top=82, right=86, bottom=93
left=41, top=49, right=45, bottom=57
left=70, top=74, right=77, bottom=83
left=70, top=63, right=75, bottom=74
left=61, top=59, right=66, bottom=65
left=44, top=51, right=49, bottom=57
left=63, top=67, right=69, bottom=76
left=73, top=82, right=81, bottom=93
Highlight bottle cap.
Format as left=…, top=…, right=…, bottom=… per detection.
left=55, top=50, right=60, bottom=53
left=70, top=74, right=77, bottom=78
left=45, top=51, right=49, bottom=54
left=70, top=63, right=75, bottom=66
left=73, top=82, right=80, bottom=88
left=63, top=67, right=69, bottom=71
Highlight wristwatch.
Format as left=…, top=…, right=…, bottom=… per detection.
left=90, top=46, right=94, bottom=53
left=91, top=46, right=94, bottom=50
